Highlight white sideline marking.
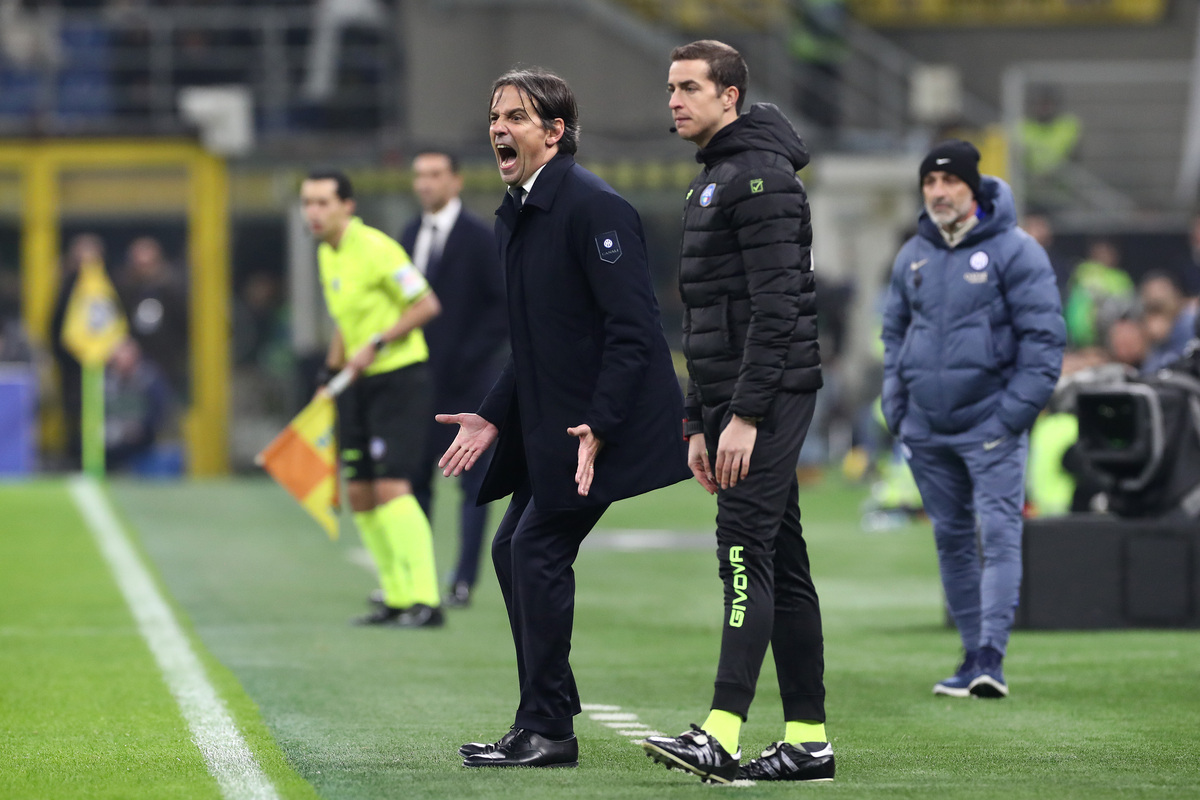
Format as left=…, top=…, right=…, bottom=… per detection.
left=592, top=712, right=639, bottom=721
left=70, top=477, right=279, bottom=800
left=587, top=704, right=660, bottom=742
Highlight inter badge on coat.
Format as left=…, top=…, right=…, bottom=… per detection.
left=596, top=231, right=622, bottom=264
left=700, top=183, right=717, bottom=207
left=969, top=251, right=989, bottom=270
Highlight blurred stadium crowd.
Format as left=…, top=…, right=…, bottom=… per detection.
left=0, top=0, right=1197, bottom=526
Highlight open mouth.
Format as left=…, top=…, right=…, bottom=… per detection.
left=495, top=143, right=517, bottom=170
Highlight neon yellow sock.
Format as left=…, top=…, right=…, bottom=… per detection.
left=784, top=720, right=827, bottom=745
left=377, top=494, right=440, bottom=607
left=702, top=709, right=742, bottom=754
left=354, top=509, right=411, bottom=608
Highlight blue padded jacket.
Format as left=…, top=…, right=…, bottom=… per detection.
left=881, top=177, right=1065, bottom=439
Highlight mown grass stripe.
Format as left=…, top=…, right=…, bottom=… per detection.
left=69, top=477, right=279, bottom=800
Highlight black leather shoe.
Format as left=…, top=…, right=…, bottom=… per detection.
left=462, top=728, right=578, bottom=768
left=391, top=604, right=444, bottom=628
left=444, top=581, right=471, bottom=608
left=353, top=604, right=405, bottom=625
left=459, top=727, right=518, bottom=758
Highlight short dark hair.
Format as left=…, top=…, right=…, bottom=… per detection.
left=490, top=68, right=580, bottom=155
left=413, top=149, right=460, bottom=174
left=305, top=169, right=353, bottom=201
left=1140, top=269, right=1182, bottom=295
left=670, top=40, right=748, bottom=114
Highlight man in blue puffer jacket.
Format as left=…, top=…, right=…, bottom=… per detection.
left=882, top=140, right=1065, bottom=699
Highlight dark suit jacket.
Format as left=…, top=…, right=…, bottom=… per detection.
left=477, top=152, right=690, bottom=510
left=400, top=205, right=508, bottom=411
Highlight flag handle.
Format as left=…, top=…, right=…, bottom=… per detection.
left=325, top=367, right=354, bottom=398
left=81, top=363, right=105, bottom=478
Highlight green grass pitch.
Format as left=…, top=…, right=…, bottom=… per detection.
left=2, top=475, right=1198, bottom=799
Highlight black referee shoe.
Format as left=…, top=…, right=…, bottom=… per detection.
left=737, top=741, right=835, bottom=782
left=352, top=604, right=405, bottom=625
left=641, top=725, right=740, bottom=785
left=390, top=603, right=444, bottom=628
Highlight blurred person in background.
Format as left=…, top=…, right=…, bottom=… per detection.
left=1063, top=237, right=1134, bottom=350
left=1019, top=85, right=1081, bottom=211
left=232, top=270, right=293, bottom=431
left=0, top=259, right=30, bottom=364
left=1021, top=212, right=1072, bottom=300
left=1175, top=213, right=1200, bottom=300
left=302, top=168, right=445, bottom=629
left=400, top=149, right=508, bottom=610
left=104, top=337, right=172, bottom=473
left=1105, top=315, right=1148, bottom=372
left=641, top=40, right=833, bottom=785
left=786, top=0, right=847, bottom=136
left=116, top=236, right=189, bottom=401
left=1139, top=271, right=1197, bottom=374
left=882, top=140, right=1064, bottom=700
left=50, top=233, right=106, bottom=468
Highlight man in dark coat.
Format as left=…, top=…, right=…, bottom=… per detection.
left=401, top=150, right=508, bottom=608
left=642, top=40, right=833, bottom=786
left=437, top=68, right=690, bottom=769
left=882, top=140, right=1065, bottom=699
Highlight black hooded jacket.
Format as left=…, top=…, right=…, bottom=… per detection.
left=679, top=103, right=822, bottom=427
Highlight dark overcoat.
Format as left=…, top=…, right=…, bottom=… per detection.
left=477, top=152, right=690, bottom=510
left=400, top=207, right=508, bottom=412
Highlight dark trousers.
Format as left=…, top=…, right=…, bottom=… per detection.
left=703, top=391, right=825, bottom=722
left=414, top=417, right=493, bottom=588
left=491, top=480, right=608, bottom=738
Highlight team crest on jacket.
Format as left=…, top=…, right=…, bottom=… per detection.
left=969, top=251, right=989, bottom=270
left=700, top=183, right=717, bottom=207
left=596, top=231, right=622, bottom=263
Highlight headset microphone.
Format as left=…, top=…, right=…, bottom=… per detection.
left=669, top=126, right=677, bottom=133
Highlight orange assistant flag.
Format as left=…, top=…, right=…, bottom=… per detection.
left=257, top=391, right=341, bottom=539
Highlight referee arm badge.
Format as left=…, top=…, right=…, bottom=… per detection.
left=393, top=264, right=429, bottom=301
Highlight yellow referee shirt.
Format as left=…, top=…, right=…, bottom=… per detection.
left=318, top=217, right=431, bottom=376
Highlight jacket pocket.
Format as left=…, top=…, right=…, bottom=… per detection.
left=719, top=296, right=734, bottom=352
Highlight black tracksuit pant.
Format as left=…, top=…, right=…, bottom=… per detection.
left=491, top=480, right=609, bottom=739
left=702, top=390, right=825, bottom=723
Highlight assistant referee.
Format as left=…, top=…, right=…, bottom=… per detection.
left=301, top=169, right=445, bottom=628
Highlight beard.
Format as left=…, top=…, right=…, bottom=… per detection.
left=926, top=200, right=970, bottom=228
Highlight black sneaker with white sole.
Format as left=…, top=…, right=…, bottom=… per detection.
left=738, top=741, right=835, bottom=782
left=641, top=725, right=740, bottom=785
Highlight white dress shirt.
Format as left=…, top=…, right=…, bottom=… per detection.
left=412, top=196, right=462, bottom=275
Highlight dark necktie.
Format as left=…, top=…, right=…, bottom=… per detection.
left=425, top=223, right=442, bottom=281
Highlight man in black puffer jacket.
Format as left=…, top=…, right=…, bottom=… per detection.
left=641, top=40, right=831, bottom=786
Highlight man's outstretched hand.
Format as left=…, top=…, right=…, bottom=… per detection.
left=567, top=424, right=604, bottom=497
left=437, top=413, right=499, bottom=477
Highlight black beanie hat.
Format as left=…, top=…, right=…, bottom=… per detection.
left=920, top=139, right=982, bottom=200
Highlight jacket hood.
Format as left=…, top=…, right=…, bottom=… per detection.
left=698, top=103, right=810, bottom=171
left=918, top=175, right=1017, bottom=248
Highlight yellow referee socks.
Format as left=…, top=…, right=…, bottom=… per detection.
left=785, top=720, right=827, bottom=745
left=376, top=494, right=440, bottom=608
left=353, top=509, right=411, bottom=609
left=702, top=709, right=742, bottom=754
